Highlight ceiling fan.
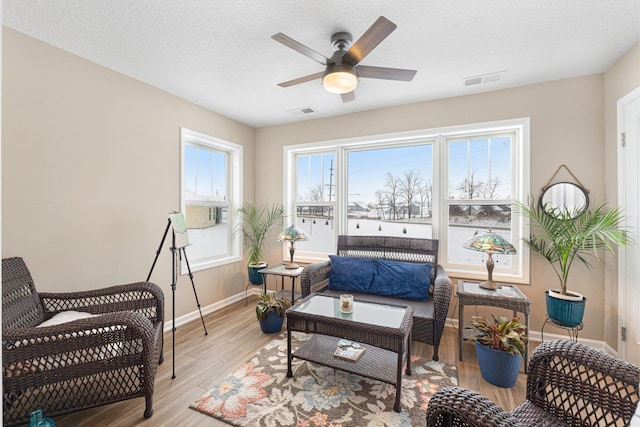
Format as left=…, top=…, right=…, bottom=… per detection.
left=272, top=16, right=417, bottom=103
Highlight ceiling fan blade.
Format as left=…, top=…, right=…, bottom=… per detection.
left=341, top=16, right=397, bottom=66
left=277, top=72, right=324, bottom=88
left=341, top=91, right=356, bottom=103
left=357, top=65, right=417, bottom=81
left=272, top=33, right=333, bottom=66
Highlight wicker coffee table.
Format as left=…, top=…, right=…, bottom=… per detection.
left=286, top=294, right=413, bottom=412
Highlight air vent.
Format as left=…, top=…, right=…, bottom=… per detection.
left=287, top=107, right=317, bottom=116
left=463, top=71, right=506, bottom=87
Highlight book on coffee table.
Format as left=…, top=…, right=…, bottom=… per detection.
left=334, top=344, right=365, bottom=362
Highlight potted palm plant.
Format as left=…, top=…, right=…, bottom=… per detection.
left=467, top=315, right=527, bottom=388
left=256, top=292, right=292, bottom=333
left=517, top=200, right=632, bottom=326
left=236, top=203, right=285, bottom=285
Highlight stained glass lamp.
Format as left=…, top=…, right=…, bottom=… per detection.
left=463, top=229, right=517, bottom=290
left=277, top=225, right=309, bottom=269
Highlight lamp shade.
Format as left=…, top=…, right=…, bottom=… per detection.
left=277, top=225, right=309, bottom=243
left=463, top=230, right=517, bottom=255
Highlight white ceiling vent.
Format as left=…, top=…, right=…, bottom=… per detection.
left=463, top=71, right=506, bottom=87
left=287, top=107, right=317, bottom=116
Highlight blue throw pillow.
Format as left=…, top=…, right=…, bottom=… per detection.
left=328, top=255, right=376, bottom=293
left=371, top=259, right=432, bottom=301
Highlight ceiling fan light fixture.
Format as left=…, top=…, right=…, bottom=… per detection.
left=322, top=64, right=358, bottom=94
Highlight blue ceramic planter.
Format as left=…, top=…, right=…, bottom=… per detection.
left=248, top=263, right=266, bottom=285
left=545, top=290, right=586, bottom=327
left=259, top=310, right=284, bottom=334
left=475, top=342, right=522, bottom=388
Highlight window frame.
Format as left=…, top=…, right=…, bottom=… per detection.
left=180, top=127, right=243, bottom=273
left=283, top=118, right=530, bottom=284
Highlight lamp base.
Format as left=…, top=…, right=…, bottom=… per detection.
left=479, top=280, right=501, bottom=290
left=284, top=262, right=299, bottom=269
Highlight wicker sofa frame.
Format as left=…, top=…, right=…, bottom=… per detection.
left=2, top=257, right=165, bottom=426
left=299, top=235, right=453, bottom=361
left=426, top=340, right=640, bottom=427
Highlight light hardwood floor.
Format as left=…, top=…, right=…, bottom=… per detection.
left=55, top=297, right=534, bottom=426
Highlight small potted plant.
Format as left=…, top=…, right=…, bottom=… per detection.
left=236, top=203, right=285, bottom=285
left=466, top=315, right=527, bottom=388
left=256, top=292, right=292, bottom=334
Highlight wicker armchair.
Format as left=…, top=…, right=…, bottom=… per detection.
left=426, top=340, right=640, bottom=427
left=300, top=235, right=453, bottom=361
left=2, top=257, right=165, bottom=426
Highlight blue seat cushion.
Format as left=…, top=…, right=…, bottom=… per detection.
left=371, top=259, right=432, bottom=301
left=327, top=255, right=432, bottom=301
left=328, top=255, right=376, bottom=293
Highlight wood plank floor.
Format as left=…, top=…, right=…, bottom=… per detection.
left=54, top=298, right=533, bottom=426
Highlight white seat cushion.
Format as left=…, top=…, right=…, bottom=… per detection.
left=37, top=310, right=96, bottom=327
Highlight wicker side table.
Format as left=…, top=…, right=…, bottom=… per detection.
left=457, top=280, right=531, bottom=373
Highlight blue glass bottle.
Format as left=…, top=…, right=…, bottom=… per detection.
left=26, top=409, right=56, bottom=427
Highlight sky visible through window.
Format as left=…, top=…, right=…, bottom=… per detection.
left=185, top=145, right=227, bottom=201
left=296, top=138, right=511, bottom=206
left=348, top=144, right=432, bottom=204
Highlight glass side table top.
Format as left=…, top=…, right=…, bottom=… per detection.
left=258, top=264, right=304, bottom=276
left=459, top=280, right=526, bottom=299
left=290, top=294, right=406, bottom=329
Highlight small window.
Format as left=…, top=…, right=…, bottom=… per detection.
left=181, top=128, right=242, bottom=272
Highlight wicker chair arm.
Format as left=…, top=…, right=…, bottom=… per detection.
left=526, top=340, right=640, bottom=425
left=426, top=386, right=521, bottom=427
left=3, top=310, right=156, bottom=346
left=39, top=281, right=164, bottom=324
left=300, top=261, right=331, bottom=297
left=3, top=311, right=158, bottom=380
left=432, top=265, right=452, bottom=318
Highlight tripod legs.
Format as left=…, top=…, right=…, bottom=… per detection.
left=147, top=217, right=208, bottom=380
left=180, top=248, right=208, bottom=336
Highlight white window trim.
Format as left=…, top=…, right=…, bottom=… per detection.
left=283, top=118, right=530, bottom=284
left=180, top=127, right=243, bottom=273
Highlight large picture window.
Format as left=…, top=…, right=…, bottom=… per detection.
left=181, top=128, right=242, bottom=272
left=284, top=119, right=530, bottom=283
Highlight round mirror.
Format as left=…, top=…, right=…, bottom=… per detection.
left=539, top=182, right=589, bottom=219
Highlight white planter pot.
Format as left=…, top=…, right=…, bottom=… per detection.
left=547, top=289, right=584, bottom=302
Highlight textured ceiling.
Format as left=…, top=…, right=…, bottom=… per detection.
left=3, top=1, right=640, bottom=128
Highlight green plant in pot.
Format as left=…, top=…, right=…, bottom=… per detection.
left=516, top=199, right=633, bottom=326
left=256, top=292, right=292, bottom=333
left=467, top=315, right=527, bottom=388
left=236, top=203, right=285, bottom=285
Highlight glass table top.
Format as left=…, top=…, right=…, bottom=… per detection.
left=291, top=295, right=407, bottom=329
left=459, top=280, right=525, bottom=299
left=258, top=264, right=304, bottom=276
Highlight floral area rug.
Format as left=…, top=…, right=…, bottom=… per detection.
left=190, top=333, right=458, bottom=426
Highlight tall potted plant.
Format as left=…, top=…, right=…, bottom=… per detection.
left=467, top=315, right=527, bottom=388
left=517, top=200, right=632, bottom=326
left=236, top=203, right=285, bottom=285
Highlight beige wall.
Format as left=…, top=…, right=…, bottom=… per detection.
left=256, top=75, right=608, bottom=340
left=603, top=43, right=640, bottom=350
left=2, top=28, right=256, bottom=319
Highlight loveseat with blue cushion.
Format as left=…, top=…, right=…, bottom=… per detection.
left=299, top=235, right=453, bottom=360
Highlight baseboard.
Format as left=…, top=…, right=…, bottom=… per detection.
left=444, top=317, right=607, bottom=352
left=163, top=286, right=262, bottom=333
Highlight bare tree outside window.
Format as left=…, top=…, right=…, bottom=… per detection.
left=375, top=189, right=388, bottom=220
left=455, top=171, right=485, bottom=200
left=398, top=169, right=422, bottom=219
left=418, top=182, right=432, bottom=218
left=384, top=173, right=401, bottom=220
